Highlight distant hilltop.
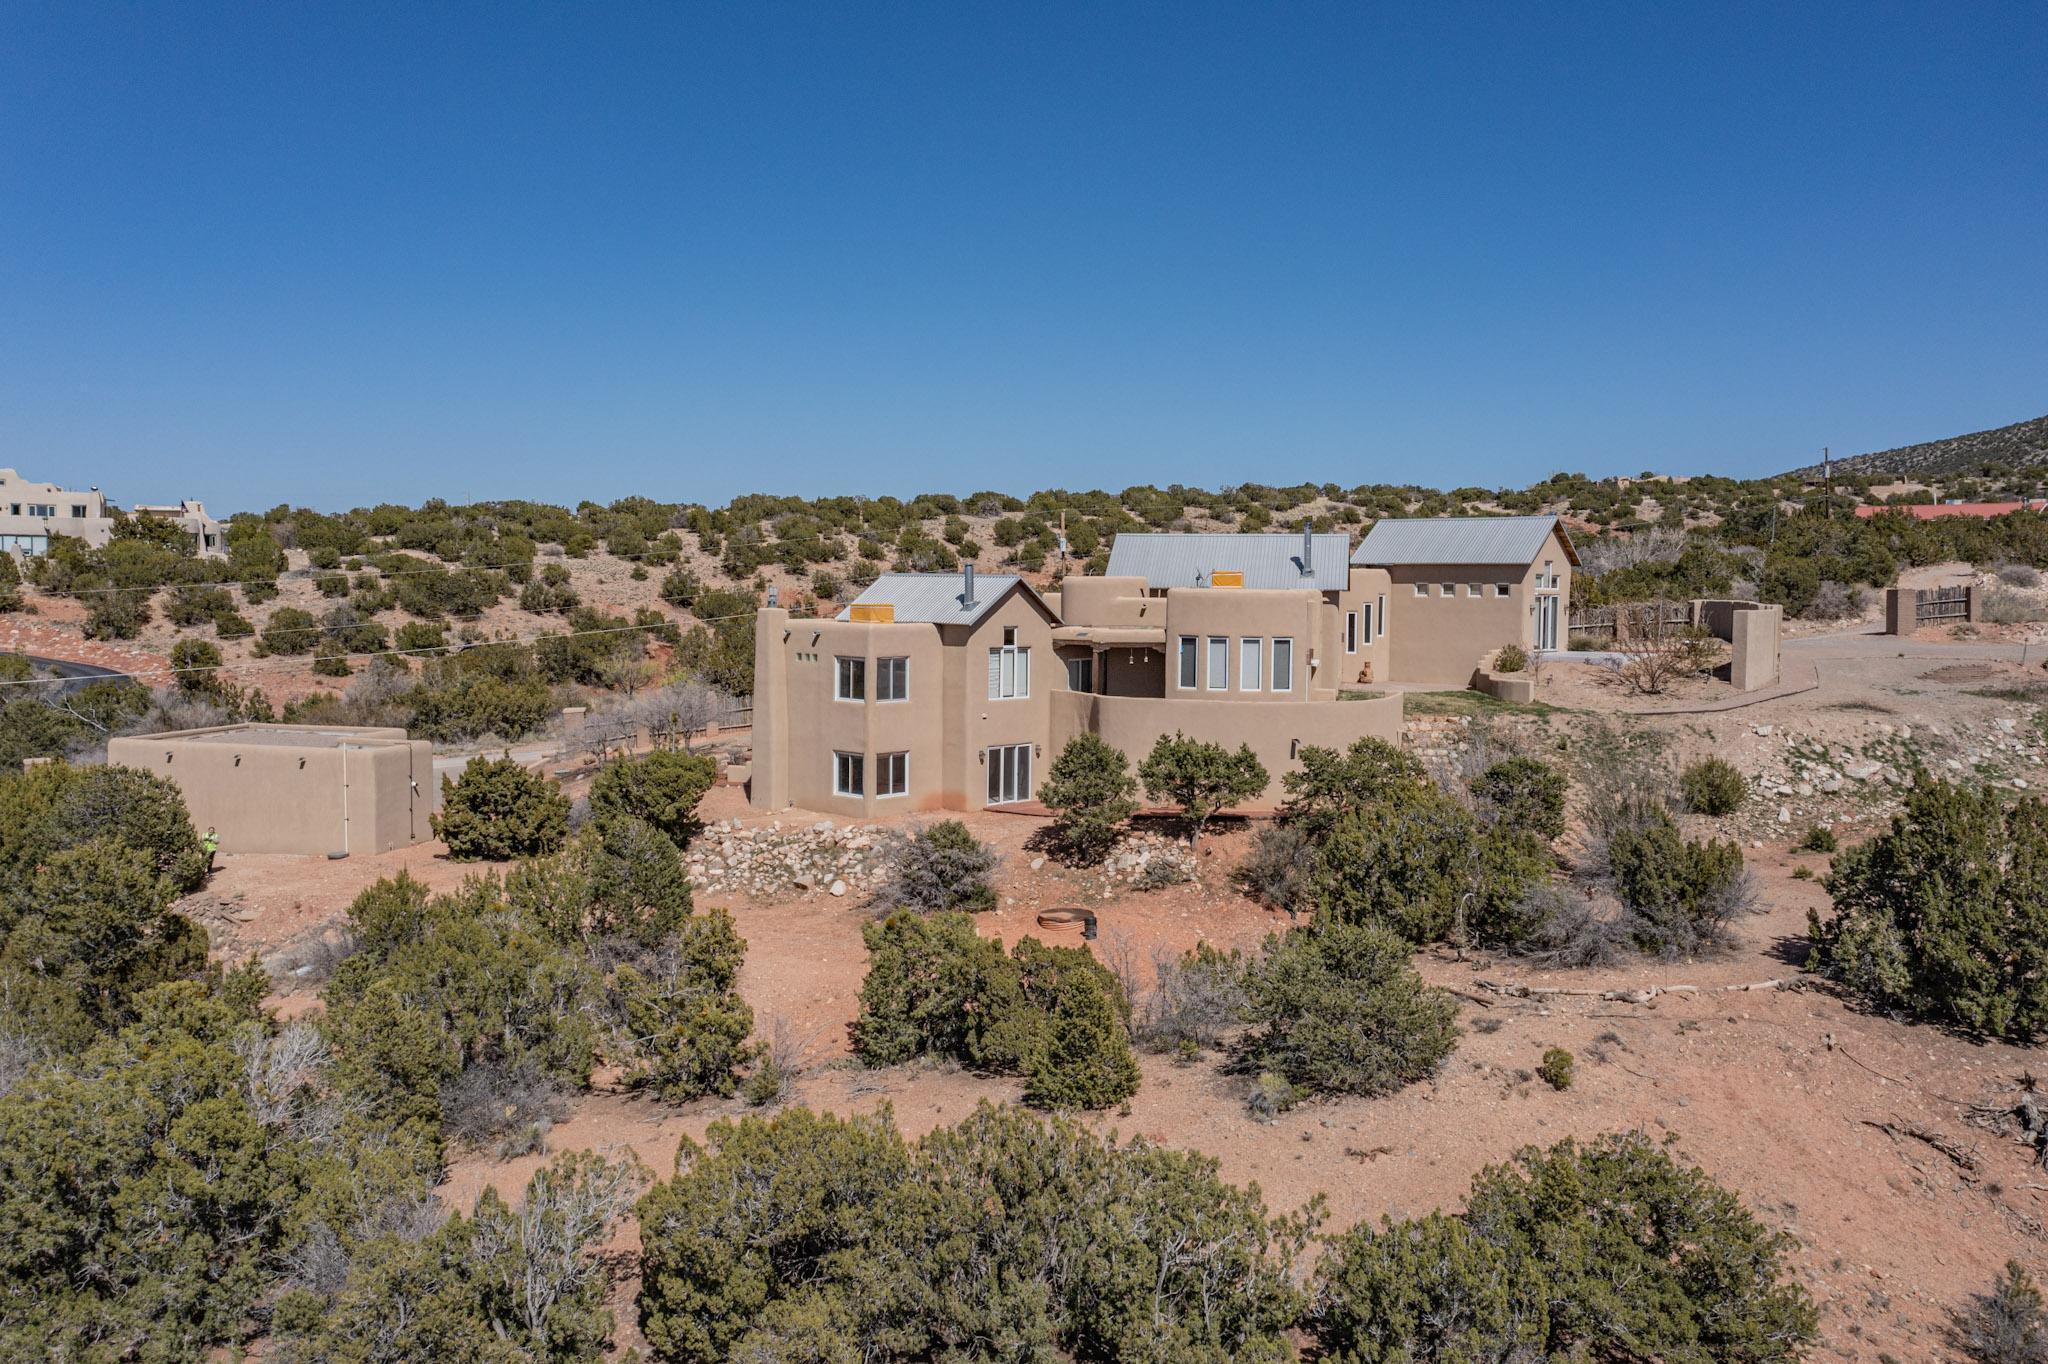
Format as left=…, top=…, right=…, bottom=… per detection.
left=1786, top=412, right=2048, bottom=481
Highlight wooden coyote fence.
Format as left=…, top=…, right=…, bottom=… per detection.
left=1566, top=600, right=1696, bottom=644
left=1884, top=584, right=1976, bottom=634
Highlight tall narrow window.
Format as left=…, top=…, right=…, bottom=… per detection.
left=1177, top=636, right=1197, bottom=689
left=833, top=751, right=864, bottom=796
left=876, top=656, right=908, bottom=701
left=988, top=641, right=1029, bottom=698
left=1272, top=638, right=1294, bottom=692
left=1206, top=637, right=1228, bottom=690
left=835, top=657, right=865, bottom=701
left=1240, top=637, right=1263, bottom=691
left=1377, top=594, right=1386, bottom=639
left=1361, top=604, right=1373, bottom=642
left=1345, top=611, right=1359, bottom=653
left=876, top=752, right=908, bottom=797
left=1066, top=656, right=1093, bottom=693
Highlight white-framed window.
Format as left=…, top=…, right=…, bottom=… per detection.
left=833, top=751, right=864, bottom=796
left=1377, top=594, right=1386, bottom=638
left=876, top=656, right=908, bottom=701
left=1496, top=583, right=1513, bottom=597
left=988, top=641, right=1029, bottom=699
left=1361, top=603, right=1373, bottom=642
left=1206, top=636, right=1228, bottom=690
left=1441, top=582, right=1456, bottom=597
left=987, top=743, right=1032, bottom=805
left=27, top=503, right=54, bottom=518
left=835, top=656, right=865, bottom=701
left=1465, top=584, right=1482, bottom=598
left=1542, top=560, right=1555, bottom=589
left=1413, top=583, right=1429, bottom=597
left=1066, top=656, right=1094, bottom=692
left=876, top=751, right=908, bottom=797
left=1272, top=638, right=1294, bottom=692
left=1345, top=611, right=1359, bottom=653
left=69, top=504, right=86, bottom=519
left=1240, top=637, right=1263, bottom=691
left=1177, top=636, right=1198, bottom=689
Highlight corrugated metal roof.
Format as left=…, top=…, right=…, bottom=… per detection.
left=1105, top=532, right=1353, bottom=591
left=837, top=571, right=1032, bottom=626
left=1352, top=515, right=1577, bottom=567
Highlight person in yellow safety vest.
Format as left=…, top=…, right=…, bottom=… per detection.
left=202, top=827, right=220, bottom=873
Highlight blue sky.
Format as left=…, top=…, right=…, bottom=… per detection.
left=2, top=2, right=2043, bottom=513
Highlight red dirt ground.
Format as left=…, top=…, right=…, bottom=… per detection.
left=194, top=784, right=2040, bottom=1363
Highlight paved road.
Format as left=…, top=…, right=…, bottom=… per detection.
left=0, top=652, right=138, bottom=697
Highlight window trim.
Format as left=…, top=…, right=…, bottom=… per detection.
left=1239, top=636, right=1263, bottom=692
left=1205, top=636, right=1228, bottom=691
left=988, top=642, right=1030, bottom=699
left=1345, top=611, right=1358, bottom=653
left=1177, top=635, right=1198, bottom=689
left=1272, top=637, right=1295, bottom=692
left=1066, top=655, right=1094, bottom=694
left=833, top=751, right=865, bottom=797
left=1441, top=582, right=1456, bottom=597
left=1377, top=594, right=1386, bottom=639
left=835, top=656, right=865, bottom=702
left=1496, top=583, right=1513, bottom=598
left=1413, top=583, right=1429, bottom=597
left=1361, top=603, right=1373, bottom=643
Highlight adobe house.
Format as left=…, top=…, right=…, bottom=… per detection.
left=749, top=519, right=1575, bottom=818
left=0, top=468, right=226, bottom=558
left=106, top=724, right=436, bottom=856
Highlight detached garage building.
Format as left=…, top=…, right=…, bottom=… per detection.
left=107, top=724, right=436, bottom=856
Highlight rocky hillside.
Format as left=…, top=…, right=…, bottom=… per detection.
left=1787, top=411, right=2048, bottom=480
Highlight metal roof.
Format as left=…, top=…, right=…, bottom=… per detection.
left=1352, top=515, right=1577, bottom=568
left=1105, top=532, right=1353, bottom=591
left=837, top=571, right=1035, bottom=626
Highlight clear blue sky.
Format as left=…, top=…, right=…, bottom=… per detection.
left=3, top=3, right=2043, bottom=513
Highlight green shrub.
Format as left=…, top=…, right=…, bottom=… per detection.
left=1314, top=1132, right=1818, bottom=1364
left=1279, top=736, right=1426, bottom=833
left=612, top=907, right=756, bottom=1101
left=310, top=638, right=353, bottom=677
left=254, top=605, right=318, bottom=656
left=1606, top=809, right=1748, bottom=956
left=1036, top=732, right=1138, bottom=861
left=1308, top=784, right=1552, bottom=947
left=169, top=637, right=223, bottom=692
left=430, top=757, right=570, bottom=861
left=588, top=749, right=717, bottom=846
left=1138, top=731, right=1268, bottom=844
left=1798, top=825, right=1838, bottom=853
left=393, top=619, right=448, bottom=655
left=1810, top=777, right=2048, bottom=1040
left=850, top=911, right=1138, bottom=1108
left=83, top=591, right=148, bottom=641
left=1494, top=642, right=1528, bottom=672
left=865, top=819, right=998, bottom=913
left=1235, top=921, right=1459, bottom=1100
left=1538, top=1046, right=1574, bottom=1089
left=0, top=761, right=209, bottom=892
left=634, top=1102, right=1309, bottom=1364
left=1679, top=756, right=1747, bottom=815
left=1470, top=755, right=1568, bottom=841
left=1958, top=1260, right=2048, bottom=1364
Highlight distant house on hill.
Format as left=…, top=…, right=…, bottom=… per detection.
left=1854, top=499, right=2043, bottom=521
left=0, top=468, right=225, bottom=558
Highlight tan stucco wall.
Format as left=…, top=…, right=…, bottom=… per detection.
left=107, top=726, right=435, bottom=856
left=1050, top=688, right=1405, bottom=805
left=1371, top=530, right=1573, bottom=684
left=1330, top=567, right=1393, bottom=689
left=750, top=587, right=1059, bottom=816
left=1057, top=576, right=1156, bottom=629
left=1159, top=588, right=1324, bottom=701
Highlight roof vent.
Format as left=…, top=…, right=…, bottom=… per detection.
left=961, top=563, right=977, bottom=609
left=1301, top=523, right=1315, bottom=577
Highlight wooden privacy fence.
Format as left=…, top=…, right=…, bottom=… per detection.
left=1885, top=584, right=1975, bottom=634
left=1915, top=586, right=1970, bottom=623
left=1567, top=600, right=1696, bottom=643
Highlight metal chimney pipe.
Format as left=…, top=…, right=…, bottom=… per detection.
left=962, top=562, right=977, bottom=608
left=1301, top=522, right=1314, bottom=577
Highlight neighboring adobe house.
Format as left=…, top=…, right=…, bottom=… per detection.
left=0, top=468, right=226, bottom=558
left=750, top=555, right=1405, bottom=818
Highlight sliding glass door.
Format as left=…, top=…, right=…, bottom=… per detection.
left=987, top=743, right=1033, bottom=805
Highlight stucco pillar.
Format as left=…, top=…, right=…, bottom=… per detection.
left=751, top=607, right=791, bottom=809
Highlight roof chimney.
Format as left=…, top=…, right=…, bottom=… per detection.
left=961, top=562, right=977, bottom=609
left=1301, top=522, right=1315, bottom=578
